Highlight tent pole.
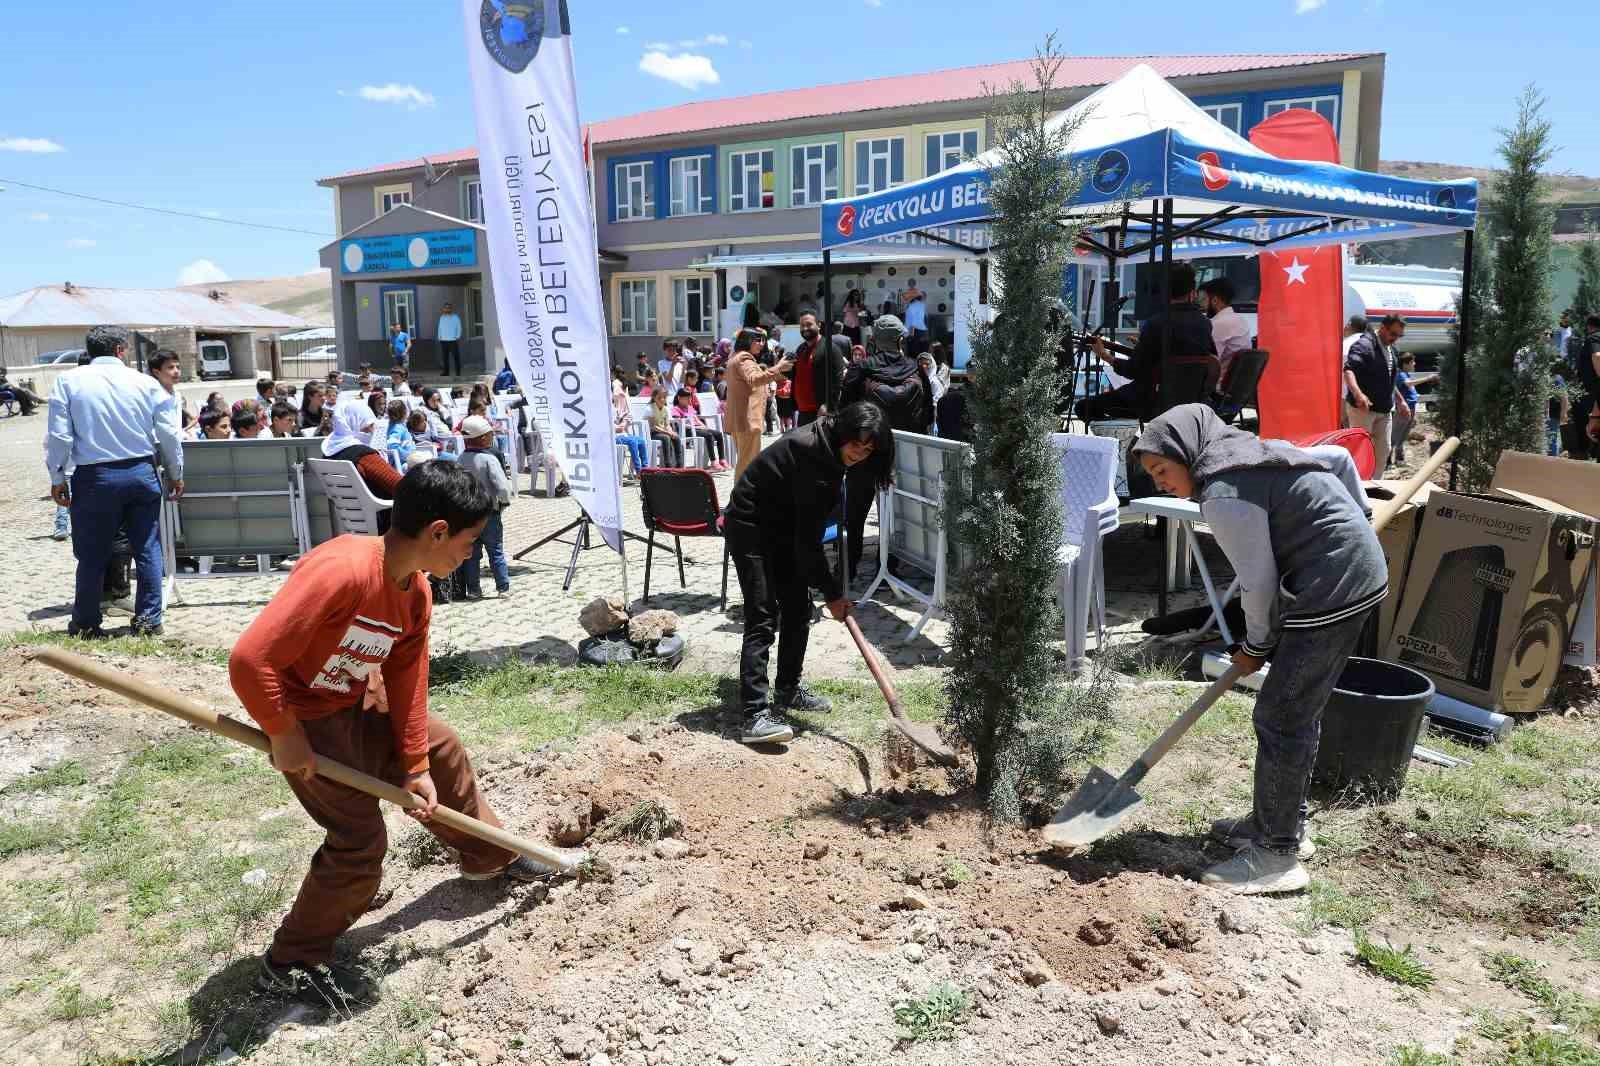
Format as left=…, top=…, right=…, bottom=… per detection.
left=823, top=246, right=844, bottom=593
left=1450, top=229, right=1474, bottom=492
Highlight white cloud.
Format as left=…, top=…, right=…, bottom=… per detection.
left=615, top=25, right=629, bottom=34
left=178, top=258, right=230, bottom=286
left=705, top=33, right=729, bottom=45
left=638, top=51, right=720, bottom=91
left=26, top=212, right=50, bottom=222
left=355, top=83, right=436, bottom=109
left=65, top=238, right=96, bottom=249
left=643, top=40, right=670, bottom=50
left=1294, top=0, right=1325, bottom=11
left=0, top=137, right=65, bottom=153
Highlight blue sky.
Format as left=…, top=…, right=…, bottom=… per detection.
left=2, top=0, right=1596, bottom=298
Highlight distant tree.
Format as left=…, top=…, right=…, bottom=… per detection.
left=1569, top=216, right=1600, bottom=328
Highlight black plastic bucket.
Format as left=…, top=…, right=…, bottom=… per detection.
left=1312, top=657, right=1436, bottom=800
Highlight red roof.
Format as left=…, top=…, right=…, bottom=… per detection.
left=320, top=52, right=1374, bottom=184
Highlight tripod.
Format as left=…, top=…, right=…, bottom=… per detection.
left=513, top=504, right=650, bottom=592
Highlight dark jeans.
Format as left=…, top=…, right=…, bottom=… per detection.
left=907, top=328, right=929, bottom=358
left=652, top=432, right=684, bottom=467
left=730, top=539, right=812, bottom=717
left=457, top=509, right=509, bottom=595
left=1076, top=381, right=1141, bottom=423
left=687, top=426, right=724, bottom=462
left=844, top=464, right=875, bottom=580
left=70, top=457, right=163, bottom=630
left=438, top=340, right=462, bottom=376
left=1249, top=608, right=1373, bottom=852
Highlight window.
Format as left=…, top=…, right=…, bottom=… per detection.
left=672, top=277, right=714, bottom=335
left=461, top=179, right=483, bottom=223
left=924, top=130, right=979, bottom=176
left=467, top=284, right=485, bottom=339
left=728, top=149, right=775, bottom=212
left=618, top=279, right=657, bottom=335
left=1263, top=94, right=1339, bottom=130
left=382, top=289, right=415, bottom=334
left=376, top=183, right=412, bottom=215
left=1199, top=103, right=1243, bottom=134
left=668, top=155, right=712, bottom=216
left=854, top=137, right=904, bottom=195
left=614, top=160, right=655, bottom=221
left=790, top=143, right=839, bottom=207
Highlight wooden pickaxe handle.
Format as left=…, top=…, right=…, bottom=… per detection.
left=32, top=646, right=585, bottom=873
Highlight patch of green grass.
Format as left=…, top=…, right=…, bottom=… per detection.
left=48, top=982, right=113, bottom=1021
left=3, top=628, right=230, bottom=667
left=1296, top=878, right=1385, bottom=934
left=355, top=992, right=439, bottom=1066
left=893, top=981, right=972, bottom=1043
left=1483, top=952, right=1600, bottom=1036
left=1500, top=1031, right=1600, bottom=1066
left=1563, top=777, right=1600, bottom=808
left=1389, top=1044, right=1458, bottom=1066
left=941, top=857, right=974, bottom=885
left=395, top=827, right=452, bottom=869
left=1, top=759, right=88, bottom=795
left=0, top=818, right=57, bottom=859
left=1354, top=932, right=1436, bottom=989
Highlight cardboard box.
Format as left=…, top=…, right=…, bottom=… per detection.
left=1490, top=452, right=1600, bottom=668
left=1363, top=480, right=1432, bottom=651
left=1385, top=489, right=1596, bottom=714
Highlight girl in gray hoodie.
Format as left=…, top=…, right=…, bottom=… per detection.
left=1133, top=405, right=1386, bottom=896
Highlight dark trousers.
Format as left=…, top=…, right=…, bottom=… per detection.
left=1076, top=381, right=1141, bottom=423
left=70, top=458, right=163, bottom=630
left=844, top=464, right=875, bottom=580
left=796, top=408, right=819, bottom=427
left=907, top=328, right=930, bottom=358
left=271, top=707, right=513, bottom=965
left=730, top=540, right=812, bottom=716
left=1249, top=609, right=1373, bottom=852
left=438, top=340, right=462, bottom=377
left=652, top=431, right=684, bottom=467
left=687, top=426, right=724, bottom=462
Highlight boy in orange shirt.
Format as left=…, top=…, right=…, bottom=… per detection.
left=230, top=461, right=544, bottom=1005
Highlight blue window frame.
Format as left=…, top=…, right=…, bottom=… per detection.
left=607, top=146, right=717, bottom=223
left=1187, top=83, right=1344, bottom=141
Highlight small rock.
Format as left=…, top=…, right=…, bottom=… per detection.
left=653, top=839, right=692, bottom=861
left=1140, top=997, right=1161, bottom=1012
left=589, top=1056, right=613, bottom=1066
left=240, top=868, right=269, bottom=887
left=628, top=609, right=680, bottom=644
left=1095, top=1011, right=1121, bottom=1036
left=892, top=891, right=932, bottom=911
left=1078, top=916, right=1118, bottom=946
left=1155, top=979, right=1181, bottom=996
left=554, top=1023, right=593, bottom=1059
left=580, top=596, right=629, bottom=637
left=1019, top=954, right=1054, bottom=987
left=1297, top=939, right=1324, bottom=956
left=548, top=800, right=594, bottom=847
left=803, top=840, right=830, bottom=861
left=902, top=943, right=926, bottom=963
left=672, top=938, right=694, bottom=953
left=658, top=960, right=688, bottom=986
left=1284, top=972, right=1304, bottom=990
left=1218, top=909, right=1258, bottom=935
left=459, top=1037, right=503, bottom=1065
left=214, top=1049, right=241, bottom=1065
left=717, top=1052, right=739, bottom=1064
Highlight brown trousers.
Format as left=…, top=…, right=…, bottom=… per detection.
left=731, top=431, right=762, bottom=484
left=270, top=707, right=513, bottom=965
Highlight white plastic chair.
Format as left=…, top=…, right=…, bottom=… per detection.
left=1050, top=433, right=1120, bottom=668
left=305, top=458, right=393, bottom=535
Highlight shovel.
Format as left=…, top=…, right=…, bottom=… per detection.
left=845, top=615, right=959, bottom=768
left=1041, top=435, right=1461, bottom=850
left=33, top=646, right=588, bottom=874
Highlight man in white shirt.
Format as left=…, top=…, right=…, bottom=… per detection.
left=437, top=303, right=464, bottom=377
left=899, top=285, right=929, bottom=357
left=46, top=326, right=184, bottom=639
left=1342, top=315, right=1368, bottom=359
left=1200, top=279, right=1252, bottom=387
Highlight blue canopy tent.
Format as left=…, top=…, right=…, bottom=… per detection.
left=815, top=64, right=1480, bottom=487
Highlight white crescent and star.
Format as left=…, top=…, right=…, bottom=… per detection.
left=1283, top=257, right=1311, bottom=285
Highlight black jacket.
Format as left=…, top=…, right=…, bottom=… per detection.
left=721, top=422, right=846, bottom=601
left=936, top=386, right=972, bottom=443
left=841, top=348, right=934, bottom=433
left=1344, top=330, right=1399, bottom=413
left=1575, top=330, right=1600, bottom=398
left=792, top=334, right=849, bottom=414
left=1108, top=303, right=1217, bottom=419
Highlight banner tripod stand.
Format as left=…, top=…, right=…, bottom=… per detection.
left=512, top=505, right=650, bottom=592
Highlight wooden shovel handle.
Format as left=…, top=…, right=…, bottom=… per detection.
left=32, top=646, right=584, bottom=873
left=845, top=615, right=907, bottom=723
left=1371, top=436, right=1458, bottom=534
left=1132, top=660, right=1253, bottom=779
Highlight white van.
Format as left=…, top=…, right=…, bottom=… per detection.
left=197, top=340, right=232, bottom=380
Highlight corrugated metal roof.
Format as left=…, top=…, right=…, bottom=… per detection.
left=320, top=52, right=1375, bottom=184
left=0, top=285, right=307, bottom=330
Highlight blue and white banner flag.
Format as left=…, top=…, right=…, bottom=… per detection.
left=463, top=0, right=621, bottom=549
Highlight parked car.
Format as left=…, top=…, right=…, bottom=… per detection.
left=197, top=339, right=233, bottom=379
left=34, top=348, right=86, bottom=365
left=296, top=344, right=338, bottom=360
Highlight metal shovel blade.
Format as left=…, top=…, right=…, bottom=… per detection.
left=890, top=716, right=960, bottom=769
left=1040, top=765, right=1144, bottom=850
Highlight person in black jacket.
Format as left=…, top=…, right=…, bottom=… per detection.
left=1572, top=314, right=1600, bottom=461
left=1342, top=313, right=1410, bottom=473
left=1078, top=262, right=1216, bottom=424
left=722, top=403, right=895, bottom=745
left=839, top=315, right=933, bottom=581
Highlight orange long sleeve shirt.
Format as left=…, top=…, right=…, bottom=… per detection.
left=229, top=535, right=433, bottom=775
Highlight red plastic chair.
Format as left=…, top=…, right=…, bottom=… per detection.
left=1290, top=428, right=1377, bottom=479
left=638, top=467, right=728, bottom=609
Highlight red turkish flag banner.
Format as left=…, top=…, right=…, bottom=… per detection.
left=1250, top=110, right=1345, bottom=439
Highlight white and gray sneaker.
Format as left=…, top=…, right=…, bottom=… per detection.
left=1210, top=813, right=1316, bottom=861
left=1200, top=843, right=1310, bottom=895
left=774, top=685, right=832, bottom=715
left=739, top=708, right=795, bottom=746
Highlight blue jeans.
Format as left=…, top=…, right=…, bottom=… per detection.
left=70, top=458, right=163, bottom=629
left=461, top=509, right=509, bottom=595
left=1249, top=608, right=1373, bottom=852
left=54, top=505, right=70, bottom=537
left=617, top=434, right=649, bottom=475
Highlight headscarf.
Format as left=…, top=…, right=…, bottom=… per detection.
left=322, top=396, right=378, bottom=457
left=1132, top=404, right=1325, bottom=492
left=715, top=337, right=732, bottom=364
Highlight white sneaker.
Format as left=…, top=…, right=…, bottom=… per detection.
left=1200, top=844, right=1310, bottom=895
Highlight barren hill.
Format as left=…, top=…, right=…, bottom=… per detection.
left=1380, top=160, right=1600, bottom=204
left=178, top=269, right=332, bottom=326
